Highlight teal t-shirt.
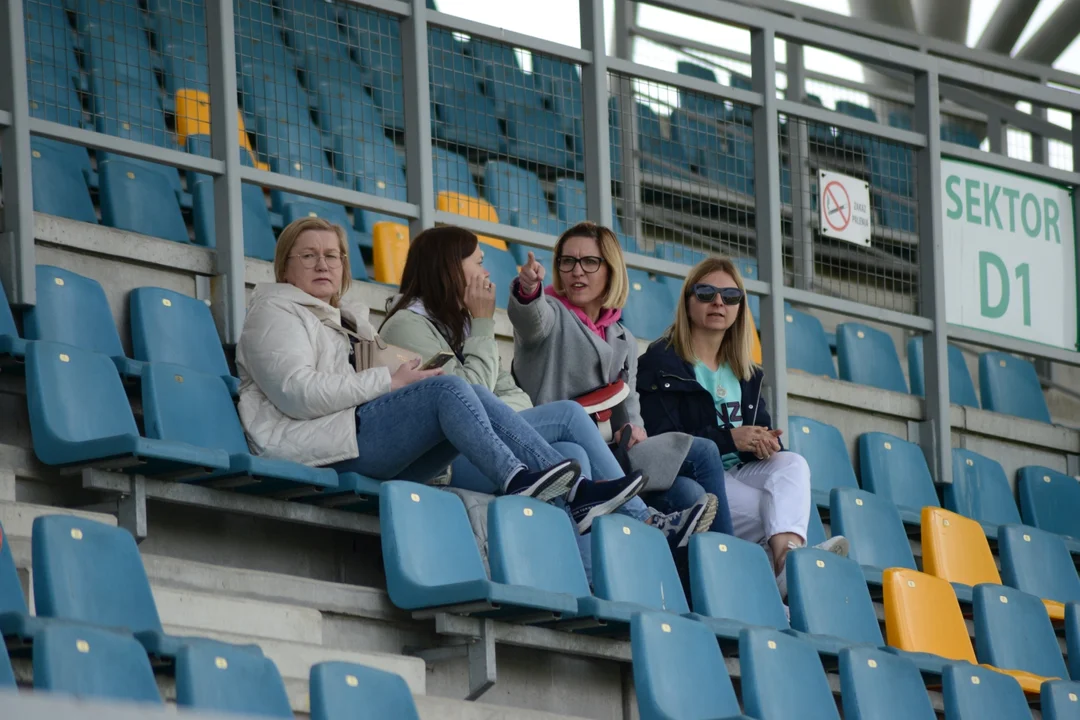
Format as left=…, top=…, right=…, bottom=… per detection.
left=694, top=361, right=744, bottom=470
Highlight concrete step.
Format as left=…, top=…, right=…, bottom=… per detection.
left=153, top=586, right=324, bottom=646
left=415, top=696, right=598, bottom=720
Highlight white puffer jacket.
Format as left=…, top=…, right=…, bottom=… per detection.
left=236, top=283, right=392, bottom=466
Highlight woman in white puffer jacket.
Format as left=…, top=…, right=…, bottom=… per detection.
left=235, top=217, right=643, bottom=513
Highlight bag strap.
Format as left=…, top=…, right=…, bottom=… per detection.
left=609, top=424, right=634, bottom=475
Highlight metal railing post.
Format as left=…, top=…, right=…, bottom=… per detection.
left=785, top=42, right=814, bottom=290
left=580, top=0, right=613, bottom=228
left=401, top=0, right=434, bottom=237
left=613, top=0, right=643, bottom=247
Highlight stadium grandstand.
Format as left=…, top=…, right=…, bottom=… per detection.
left=2, top=0, right=1080, bottom=716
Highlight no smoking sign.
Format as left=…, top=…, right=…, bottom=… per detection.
left=819, top=170, right=872, bottom=246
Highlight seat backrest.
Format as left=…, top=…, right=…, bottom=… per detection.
left=907, top=337, right=978, bottom=407
left=1069, top=603, right=1080, bottom=683
left=379, top=481, right=488, bottom=611
left=785, top=306, right=836, bottom=378
left=688, top=532, right=789, bottom=629
left=630, top=611, right=741, bottom=720
left=432, top=148, right=478, bottom=198
left=309, top=661, right=420, bottom=720
left=739, top=628, right=841, bottom=720
left=0, top=520, right=28, bottom=616
left=946, top=449, right=1021, bottom=528
left=973, top=583, right=1069, bottom=680
left=979, top=352, right=1051, bottom=423
left=858, top=432, right=939, bottom=512
left=24, top=265, right=125, bottom=359
left=787, top=417, right=857, bottom=499
left=998, top=524, right=1080, bottom=606
left=487, top=496, right=590, bottom=598
left=483, top=160, right=548, bottom=222
left=141, top=363, right=249, bottom=455
left=882, top=568, right=976, bottom=663
left=591, top=515, right=689, bottom=614
left=175, top=643, right=292, bottom=717
left=372, top=221, right=410, bottom=285
left=921, top=507, right=1001, bottom=588
left=30, top=138, right=97, bottom=224
left=942, top=664, right=1031, bottom=720
left=622, top=270, right=676, bottom=342
left=32, top=623, right=162, bottom=703
left=32, top=514, right=162, bottom=634
left=839, top=646, right=935, bottom=720
left=1017, top=466, right=1080, bottom=540
left=98, top=158, right=189, bottom=244
left=830, top=487, right=916, bottom=572
left=806, top=502, right=827, bottom=547
left=0, top=275, right=17, bottom=340
left=480, top=245, right=519, bottom=309
left=130, top=287, right=231, bottom=379
left=554, top=178, right=587, bottom=223
left=1043, top=680, right=1080, bottom=720
left=788, top=548, right=883, bottom=646
left=835, top=323, right=907, bottom=393
left=434, top=192, right=508, bottom=250
left=0, top=636, right=11, bottom=689
left=25, top=341, right=140, bottom=466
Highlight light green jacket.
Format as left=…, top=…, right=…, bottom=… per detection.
left=380, top=308, right=533, bottom=412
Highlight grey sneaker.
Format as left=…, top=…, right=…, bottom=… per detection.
left=775, top=535, right=851, bottom=598
left=651, top=493, right=716, bottom=550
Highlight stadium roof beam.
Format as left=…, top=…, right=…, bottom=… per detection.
left=912, top=0, right=970, bottom=45
left=1016, top=0, right=1080, bottom=64
left=848, top=0, right=916, bottom=32
left=976, top=0, right=1041, bottom=54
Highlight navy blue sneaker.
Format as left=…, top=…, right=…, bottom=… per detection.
left=567, top=471, right=647, bottom=534
left=504, top=459, right=580, bottom=502
left=651, top=493, right=717, bottom=549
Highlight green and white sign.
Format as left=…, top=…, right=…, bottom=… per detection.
left=942, top=159, right=1078, bottom=350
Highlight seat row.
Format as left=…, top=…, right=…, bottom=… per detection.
left=786, top=307, right=1055, bottom=423
left=0, top=514, right=421, bottom=718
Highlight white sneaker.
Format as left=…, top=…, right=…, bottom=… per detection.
left=774, top=535, right=851, bottom=599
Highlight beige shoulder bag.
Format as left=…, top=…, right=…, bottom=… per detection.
left=338, top=321, right=420, bottom=374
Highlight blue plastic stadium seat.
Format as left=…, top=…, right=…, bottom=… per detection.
left=739, top=628, right=841, bottom=720
left=943, top=663, right=1030, bottom=719
left=175, top=644, right=290, bottom=717
left=509, top=245, right=554, bottom=269
left=31, top=514, right=256, bottom=660
left=130, top=288, right=239, bottom=395
left=979, top=352, right=1051, bottom=423
left=0, top=516, right=48, bottom=645
left=858, top=432, right=939, bottom=527
left=0, top=275, right=27, bottom=362
left=483, top=246, right=520, bottom=310
left=380, top=482, right=580, bottom=616
left=687, top=533, right=789, bottom=642
left=787, top=548, right=884, bottom=656
left=735, top=258, right=760, bottom=323
left=907, top=337, right=978, bottom=407
left=1069, top=603, right=1080, bottom=680
left=92, top=88, right=172, bottom=151
left=484, top=161, right=550, bottom=226
left=23, top=265, right=145, bottom=377
left=836, top=323, right=908, bottom=393
left=623, top=270, right=676, bottom=342
left=0, top=639, right=11, bottom=689
left=33, top=623, right=162, bottom=703
left=554, top=178, right=587, bottom=224
left=25, top=341, right=228, bottom=475
left=345, top=138, right=408, bottom=238
left=310, top=662, right=420, bottom=720
left=631, top=612, right=750, bottom=720
left=786, top=416, right=856, bottom=511
left=998, top=524, right=1080, bottom=612
left=141, top=363, right=338, bottom=495
left=830, top=488, right=917, bottom=589
left=1043, top=680, right=1080, bottom=720
left=807, top=503, right=828, bottom=547
left=785, top=305, right=836, bottom=379
left=30, top=138, right=96, bottom=223
left=1017, top=466, right=1080, bottom=550
left=98, top=158, right=189, bottom=243
left=946, top=449, right=1020, bottom=540
left=633, top=102, right=694, bottom=179
left=267, top=152, right=343, bottom=214
left=839, top=646, right=935, bottom=720
left=432, top=147, right=479, bottom=198
left=972, top=583, right=1068, bottom=684
left=280, top=202, right=371, bottom=279
left=479, top=64, right=572, bottom=171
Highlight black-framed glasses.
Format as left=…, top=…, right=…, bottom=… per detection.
left=557, top=255, right=604, bottom=273
left=289, top=251, right=343, bottom=269
left=688, top=283, right=744, bottom=305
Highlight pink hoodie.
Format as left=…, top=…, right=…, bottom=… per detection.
left=514, top=282, right=622, bottom=341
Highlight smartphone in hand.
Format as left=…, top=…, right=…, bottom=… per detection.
left=420, top=351, right=455, bottom=371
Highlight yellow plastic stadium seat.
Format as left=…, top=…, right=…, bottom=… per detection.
left=921, top=507, right=1001, bottom=589
left=883, top=568, right=1054, bottom=695
left=748, top=306, right=762, bottom=365
left=174, top=89, right=264, bottom=170
left=373, top=221, right=409, bottom=285
left=436, top=191, right=508, bottom=250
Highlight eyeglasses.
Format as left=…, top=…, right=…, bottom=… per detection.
left=557, top=255, right=604, bottom=273
left=688, top=283, right=744, bottom=305
left=289, top=251, right=343, bottom=269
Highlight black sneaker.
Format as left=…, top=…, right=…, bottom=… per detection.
left=567, top=472, right=647, bottom=534
left=504, top=459, right=580, bottom=502
left=651, top=493, right=716, bottom=550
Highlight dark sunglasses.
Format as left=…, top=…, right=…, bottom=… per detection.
left=688, top=283, right=744, bottom=305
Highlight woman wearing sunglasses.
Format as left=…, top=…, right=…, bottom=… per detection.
left=637, top=256, right=848, bottom=596
left=508, top=222, right=733, bottom=550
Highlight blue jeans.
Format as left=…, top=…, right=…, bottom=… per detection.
left=642, top=437, right=733, bottom=534
left=331, top=376, right=567, bottom=489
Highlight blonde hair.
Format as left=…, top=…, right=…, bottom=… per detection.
left=550, top=221, right=629, bottom=309
left=666, top=256, right=757, bottom=381
left=273, top=216, right=353, bottom=307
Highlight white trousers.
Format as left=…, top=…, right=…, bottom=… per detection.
left=726, top=451, right=811, bottom=546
